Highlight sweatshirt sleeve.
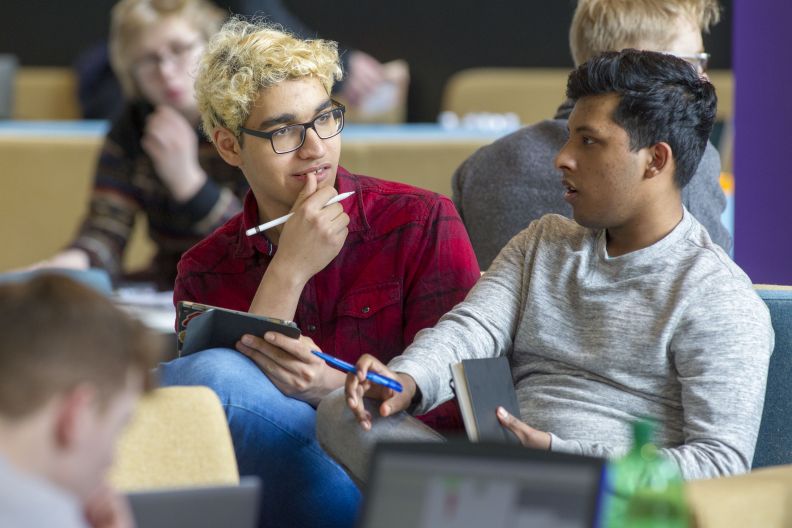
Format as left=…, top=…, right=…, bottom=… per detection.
left=551, top=284, right=774, bottom=480
left=389, top=223, right=539, bottom=415
left=69, top=121, right=142, bottom=280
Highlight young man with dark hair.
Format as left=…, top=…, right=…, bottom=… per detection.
left=454, top=0, right=730, bottom=269
left=0, top=274, right=161, bottom=527
left=313, top=49, right=773, bottom=483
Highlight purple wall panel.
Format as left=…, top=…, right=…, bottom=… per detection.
left=733, top=0, right=792, bottom=283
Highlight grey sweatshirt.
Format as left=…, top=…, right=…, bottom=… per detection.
left=452, top=103, right=731, bottom=269
left=389, top=211, right=773, bottom=480
left=0, top=454, right=87, bottom=528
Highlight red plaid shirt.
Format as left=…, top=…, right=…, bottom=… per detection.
left=174, top=167, right=480, bottom=430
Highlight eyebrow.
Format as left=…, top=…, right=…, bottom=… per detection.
left=256, top=99, right=334, bottom=130
left=571, top=125, right=600, bottom=135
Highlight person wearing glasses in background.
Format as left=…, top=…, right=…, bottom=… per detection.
left=454, top=0, right=730, bottom=270
left=34, top=0, right=248, bottom=289
left=158, top=19, right=480, bottom=528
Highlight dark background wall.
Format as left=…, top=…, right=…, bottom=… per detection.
left=0, top=0, right=732, bottom=121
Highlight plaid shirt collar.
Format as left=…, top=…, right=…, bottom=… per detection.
left=235, top=166, right=367, bottom=258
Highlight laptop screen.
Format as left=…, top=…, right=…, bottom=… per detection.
left=127, top=477, right=260, bottom=528
left=358, top=442, right=605, bottom=528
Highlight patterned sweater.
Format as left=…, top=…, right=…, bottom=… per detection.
left=70, top=101, right=248, bottom=288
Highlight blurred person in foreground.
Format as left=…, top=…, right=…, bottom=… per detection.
left=0, top=275, right=161, bottom=527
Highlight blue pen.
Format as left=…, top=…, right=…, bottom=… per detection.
left=311, top=350, right=403, bottom=392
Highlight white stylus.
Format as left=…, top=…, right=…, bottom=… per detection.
left=245, top=191, right=356, bottom=237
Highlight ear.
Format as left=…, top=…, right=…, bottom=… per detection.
left=644, top=142, right=672, bottom=180
left=54, top=385, right=96, bottom=450
left=212, top=127, right=244, bottom=167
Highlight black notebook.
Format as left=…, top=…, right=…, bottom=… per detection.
left=176, top=301, right=301, bottom=356
left=450, top=356, right=521, bottom=443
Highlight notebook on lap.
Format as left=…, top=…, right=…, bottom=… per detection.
left=126, top=477, right=260, bottom=528
left=358, top=441, right=605, bottom=528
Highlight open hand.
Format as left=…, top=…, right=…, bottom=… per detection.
left=236, top=331, right=345, bottom=406
left=23, top=248, right=90, bottom=272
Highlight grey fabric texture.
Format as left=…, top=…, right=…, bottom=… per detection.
left=388, top=211, right=773, bottom=480
left=0, top=454, right=87, bottom=528
left=316, top=388, right=443, bottom=483
left=452, top=104, right=731, bottom=269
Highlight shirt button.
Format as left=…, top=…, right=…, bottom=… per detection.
left=361, top=306, right=370, bottom=314
left=307, top=324, right=317, bottom=332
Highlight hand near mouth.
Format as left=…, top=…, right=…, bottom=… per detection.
left=270, top=171, right=351, bottom=286
left=143, top=105, right=206, bottom=202
left=247, top=172, right=351, bottom=326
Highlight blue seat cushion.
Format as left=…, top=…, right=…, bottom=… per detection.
left=0, top=268, right=112, bottom=295
left=752, top=287, right=792, bottom=469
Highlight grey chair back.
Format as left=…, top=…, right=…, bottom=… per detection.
left=0, top=54, right=17, bottom=119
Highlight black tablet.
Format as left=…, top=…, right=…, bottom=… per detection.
left=177, top=301, right=301, bottom=356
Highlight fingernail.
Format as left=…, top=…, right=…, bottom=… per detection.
left=241, top=335, right=253, bottom=346
left=265, top=332, right=275, bottom=342
left=497, top=407, right=508, bottom=418
left=382, top=405, right=390, bottom=415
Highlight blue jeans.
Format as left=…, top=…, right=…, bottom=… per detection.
left=159, top=348, right=361, bottom=528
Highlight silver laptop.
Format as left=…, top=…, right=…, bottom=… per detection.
left=127, top=477, right=260, bottom=528
left=358, top=442, right=605, bottom=528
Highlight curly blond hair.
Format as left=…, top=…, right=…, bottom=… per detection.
left=109, top=0, right=225, bottom=98
left=570, top=0, right=721, bottom=66
left=195, top=18, right=343, bottom=140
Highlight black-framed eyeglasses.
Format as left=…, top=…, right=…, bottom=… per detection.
left=239, top=101, right=346, bottom=154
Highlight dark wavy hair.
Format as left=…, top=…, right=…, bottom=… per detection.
left=566, top=49, right=717, bottom=189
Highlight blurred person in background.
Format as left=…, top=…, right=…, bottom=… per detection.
left=453, top=0, right=729, bottom=270
left=78, top=0, right=407, bottom=123
left=219, top=0, right=401, bottom=112
left=39, top=0, right=248, bottom=290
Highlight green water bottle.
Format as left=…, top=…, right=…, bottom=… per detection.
left=602, top=420, right=690, bottom=528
